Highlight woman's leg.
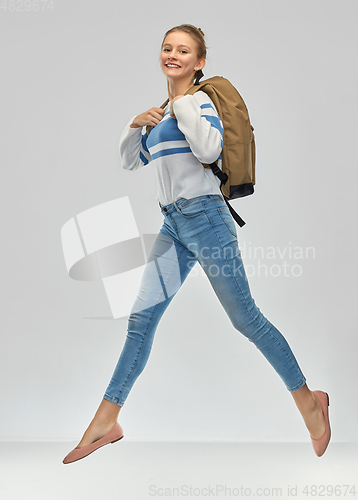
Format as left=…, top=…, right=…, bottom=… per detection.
left=181, top=203, right=307, bottom=393
left=172, top=196, right=325, bottom=439
left=77, top=226, right=196, bottom=447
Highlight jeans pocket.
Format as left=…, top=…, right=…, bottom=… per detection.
left=218, top=206, right=237, bottom=238
left=176, top=199, right=206, bottom=218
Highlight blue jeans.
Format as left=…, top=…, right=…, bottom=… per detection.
left=103, top=194, right=306, bottom=407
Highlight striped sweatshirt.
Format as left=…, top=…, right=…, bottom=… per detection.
left=119, top=90, right=224, bottom=206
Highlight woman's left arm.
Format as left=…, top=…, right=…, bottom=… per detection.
left=172, top=91, right=223, bottom=165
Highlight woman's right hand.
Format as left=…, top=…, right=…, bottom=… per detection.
left=130, top=107, right=165, bottom=128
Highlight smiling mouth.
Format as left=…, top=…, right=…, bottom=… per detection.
left=165, top=63, right=181, bottom=68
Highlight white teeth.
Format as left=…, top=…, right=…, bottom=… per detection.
left=166, top=64, right=180, bottom=68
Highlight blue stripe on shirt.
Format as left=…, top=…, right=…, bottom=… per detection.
left=146, top=118, right=186, bottom=148
left=200, top=103, right=213, bottom=110
left=152, top=147, right=192, bottom=160
left=141, top=132, right=149, bottom=153
left=140, top=151, right=149, bottom=165
left=202, top=114, right=224, bottom=136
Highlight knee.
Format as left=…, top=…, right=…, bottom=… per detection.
left=126, top=311, right=148, bottom=343
left=230, top=304, right=269, bottom=342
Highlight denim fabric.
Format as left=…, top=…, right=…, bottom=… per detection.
left=103, top=194, right=306, bottom=406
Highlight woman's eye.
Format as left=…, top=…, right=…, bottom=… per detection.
left=163, top=48, right=187, bottom=53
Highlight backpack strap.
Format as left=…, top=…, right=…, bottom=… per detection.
left=208, top=162, right=246, bottom=227
left=224, top=197, right=246, bottom=228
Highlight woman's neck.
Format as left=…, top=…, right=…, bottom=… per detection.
left=167, top=77, right=194, bottom=101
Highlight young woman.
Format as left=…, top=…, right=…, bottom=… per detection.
left=63, top=24, right=331, bottom=464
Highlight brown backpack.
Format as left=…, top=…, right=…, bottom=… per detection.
left=147, top=76, right=256, bottom=227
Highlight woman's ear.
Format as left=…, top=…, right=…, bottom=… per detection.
left=195, top=58, right=206, bottom=72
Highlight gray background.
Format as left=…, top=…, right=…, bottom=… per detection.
left=1, top=0, right=357, bottom=444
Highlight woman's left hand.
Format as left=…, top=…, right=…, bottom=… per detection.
left=170, top=95, right=185, bottom=119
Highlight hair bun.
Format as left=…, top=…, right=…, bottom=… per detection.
left=197, top=27, right=205, bottom=37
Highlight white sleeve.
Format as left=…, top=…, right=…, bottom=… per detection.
left=172, top=91, right=223, bottom=164
left=119, top=115, right=152, bottom=170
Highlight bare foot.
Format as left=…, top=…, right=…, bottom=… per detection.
left=77, top=420, right=118, bottom=448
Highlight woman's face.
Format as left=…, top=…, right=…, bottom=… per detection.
left=160, top=31, right=205, bottom=82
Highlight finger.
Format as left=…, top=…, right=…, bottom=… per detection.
left=149, top=108, right=164, bottom=118
left=150, top=117, right=161, bottom=127
left=151, top=111, right=164, bottom=122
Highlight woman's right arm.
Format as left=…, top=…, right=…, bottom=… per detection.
left=119, top=107, right=164, bottom=170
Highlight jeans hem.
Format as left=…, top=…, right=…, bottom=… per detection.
left=287, top=376, right=307, bottom=393
left=103, top=393, right=124, bottom=407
